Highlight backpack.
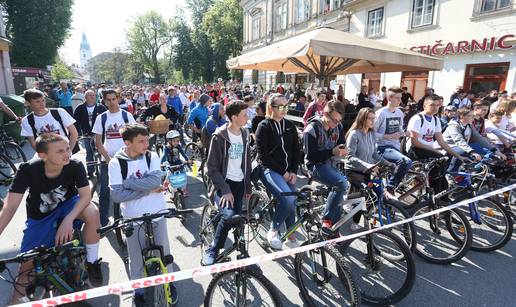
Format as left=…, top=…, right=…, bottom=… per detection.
left=400, top=114, right=439, bottom=155
left=117, top=151, right=152, bottom=180
left=27, top=108, right=80, bottom=154
left=100, top=110, right=129, bottom=143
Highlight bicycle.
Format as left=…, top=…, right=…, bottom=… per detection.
left=397, top=157, right=474, bottom=264
left=0, top=152, right=17, bottom=186
left=98, top=208, right=192, bottom=307
left=0, top=240, right=89, bottom=302
left=199, top=201, right=283, bottom=307
left=0, top=122, right=26, bottom=165
left=162, top=161, right=191, bottom=212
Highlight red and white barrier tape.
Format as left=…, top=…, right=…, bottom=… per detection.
left=13, top=182, right=516, bottom=307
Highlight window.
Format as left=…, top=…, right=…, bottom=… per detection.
left=251, top=15, right=261, bottom=41
left=295, top=0, right=310, bottom=23
left=480, top=0, right=511, bottom=13
left=412, top=0, right=435, bottom=28
left=275, top=1, right=288, bottom=31
left=367, top=7, right=384, bottom=37
left=320, top=0, right=343, bottom=14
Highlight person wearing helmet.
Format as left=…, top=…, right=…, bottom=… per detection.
left=162, top=130, right=190, bottom=166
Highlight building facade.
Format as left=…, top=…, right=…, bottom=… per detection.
left=0, top=9, right=15, bottom=95
left=240, top=0, right=516, bottom=101
left=79, top=32, right=92, bottom=70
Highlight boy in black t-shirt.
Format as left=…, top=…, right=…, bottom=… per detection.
left=0, top=134, right=102, bottom=304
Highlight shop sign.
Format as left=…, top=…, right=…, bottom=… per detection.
left=410, top=34, right=515, bottom=56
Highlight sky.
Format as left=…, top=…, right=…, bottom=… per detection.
left=60, top=0, right=186, bottom=65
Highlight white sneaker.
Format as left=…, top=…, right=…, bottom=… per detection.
left=267, top=229, right=283, bottom=250
left=445, top=174, right=456, bottom=187
left=350, top=223, right=362, bottom=232
left=343, top=203, right=353, bottom=213
left=285, top=238, right=300, bottom=249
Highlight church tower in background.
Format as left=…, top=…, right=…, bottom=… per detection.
left=79, top=32, right=92, bottom=70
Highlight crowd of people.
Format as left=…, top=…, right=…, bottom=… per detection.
left=0, top=78, right=515, bottom=305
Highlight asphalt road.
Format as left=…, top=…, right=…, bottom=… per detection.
left=0, top=144, right=515, bottom=307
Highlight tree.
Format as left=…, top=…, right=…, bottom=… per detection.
left=126, top=11, right=172, bottom=84
left=203, top=0, right=243, bottom=79
left=51, top=57, right=73, bottom=82
left=1, top=0, right=74, bottom=68
left=171, top=16, right=197, bottom=81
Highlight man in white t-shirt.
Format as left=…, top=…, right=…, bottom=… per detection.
left=21, top=89, right=78, bottom=152
left=92, top=89, right=136, bottom=226
left=407, top=95, right=465, bottom=191
left=108, top=124, right=177, bottom=305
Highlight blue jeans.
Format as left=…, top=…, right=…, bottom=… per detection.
left=470, top=143, right=490, bottom=155
left=378, top=145, right=413, bottom=189
left=99, top=162, right=111, bottom=227
left=260, top=169, right=297, bottom=231
left=310, top=163, right=349, bottom=224
left=80, top=137, right=95, bottom=176
left=209, top=179, right=245, bottom=252
left=448, top=147, right=469, bottom=173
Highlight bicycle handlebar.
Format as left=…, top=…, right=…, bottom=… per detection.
left=97, top=208, right=193, bottom=236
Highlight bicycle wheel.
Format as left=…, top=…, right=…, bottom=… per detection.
left=453, top=199, right=513, bottom=252
left=247, top=190, right=274, bottom=250
left=3, top=142, right=27, bottom=164
left=200, top=203, right=219, bottom=256
left=144, top=262, right=170, bottom=307
left=379, top=199, right=417, bottom=252
left=185, top=142, right=203, bottom=162
left=204, top=268, right=281, bottom=307
left=113, top=202, right=127, bottom=249
left=200, top=160, right=208, bottom=189
left=0, top=153, right=16, bottom=186
left=411, top=201, right=472, bottom=264
left=174, top=190, right=186, bottom=210
left=340, top=229, right=416, bottom=306
left=294, top=243, right=361, bottom=307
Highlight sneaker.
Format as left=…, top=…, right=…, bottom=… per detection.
left=86, top=258, right=103, bottom=287
left=285, top=234, right=300, bottom=249
left=133, top=292, right=145, bottom=307
left=202, top=249, right=217, bottom=266
left=169, top=282, right=179, bottom=305
left=384, top=187, right=396, bottom=200
left=321, top=219, right=339, bottom=239
left=445, top=174, right=455, bottom=187
left=350, top=223, right=362, bottom=232
left=342, top=203, right=353, bottom=213
left=267, top=229, right=283, bottom=250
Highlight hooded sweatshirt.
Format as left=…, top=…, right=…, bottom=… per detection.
left=187, top=103, right=209, bottom=129
left=303, top=116, right=345, bottom=166
left=108, top=148, right=165, bottom=218
left=443, top=119, right=495, bottom=153
left=205, top=103, right=226, bottom=136
left=206, top=123, right=252, bottom=198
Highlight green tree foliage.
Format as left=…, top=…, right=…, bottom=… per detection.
left=126, top=11, right=172, bottom=84
left=171, top=15, right=196, bottom=81
left=186, top=0, right=215, bottom=82
left=203, top=0, right=243, bottom=80
left=51, top=57, right=73, bottom=82
left=1, top=0, right=74, bottom=68
left=86, top=49, right=132, bottom=84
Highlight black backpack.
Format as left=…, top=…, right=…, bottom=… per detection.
left=27, top=108, right=80, bottom=154
left=117, top=151, right=152, bottom=180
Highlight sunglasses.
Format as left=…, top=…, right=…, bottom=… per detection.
left=272, top=104, right=288, bottom=112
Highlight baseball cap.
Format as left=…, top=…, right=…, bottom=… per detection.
left=444, top=105, right=457, bottom=111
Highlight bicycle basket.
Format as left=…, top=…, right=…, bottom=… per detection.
left=169, top=171, right=187, bottom=188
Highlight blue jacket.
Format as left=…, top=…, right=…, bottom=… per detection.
left=205, top=103, right=227, bottom=136
left=187, top=104, right=209, bottom=129
left=161, top=144, right=188, bottom=165
left=189, top=100, right=198, bottom=111
left=167, top=96, right=183, bottom=116
left=57, top=89, right=73, bottom=107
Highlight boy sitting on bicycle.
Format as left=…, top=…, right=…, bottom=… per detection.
left=0, top=134, right=102, bottom=304
left=202, top=101, right=251, bottom=266
left=162, top=130, right=191, bottom=195
left=109, top=123, right=178, bottom=306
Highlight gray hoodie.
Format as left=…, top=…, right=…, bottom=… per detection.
left=345, top=129, right=385, bottom=173
left=109, top=148, right=163, bottom=203
left=206, top=123, right=252, bottom=198
left=443, top=119, right=495, bottom=153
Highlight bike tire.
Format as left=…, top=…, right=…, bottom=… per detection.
left=4, top=142, right=27, bottom=164
left=339, top=229, right=416, bottom=306
left=185, top=142, right=203, bottom=162
left=453, top=199, right=513, bottom=252
left=247, top=190, right=273, bottom=250
left=294, top=243, right=361, bottom=307
left=204, top=268, right=282, bottom=307
left=113, top=202, right=127, bottom=249
left=381, top=199, right=417, bottom=252
left=144, top=262, right=170, bottom=307
left=412, top=201, right=472, bottom=264
left=174, top=190, right=186, bottom=210
left=200, top=203, right=218, bottom=256
left=0, top=152, right=17, bottom=186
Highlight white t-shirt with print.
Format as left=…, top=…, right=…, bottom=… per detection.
left=92, top=110, right=136, bottom=158
left=21, top=108, right=76, bottom=139
left=226, top=130, right=244, bottom=182
left=407, top=113, right=442, bottom=149
left=108, top=152, right=166, bottom=218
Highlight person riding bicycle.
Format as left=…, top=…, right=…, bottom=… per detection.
left=187, top=94, right=212, bottom=142
left=303, top=99, right=349, bottom=237
left=201, top=102, right=226, bottom=152
left=0, top=134, right=102, bottom=304
left=406, top=95, right=466, bottom=192
left=374, top=86, right=413, bottom=196
left=202, top=101, right=251, bottom=266
left=443, top=107, right=506, bottom=177
left=139, top=93, right=178, bottom=148
left=108, top=124, right=178, bottom=306
left=162, top=130, right=191, bottom=196
left=255, top=93, right=300, bottom=250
